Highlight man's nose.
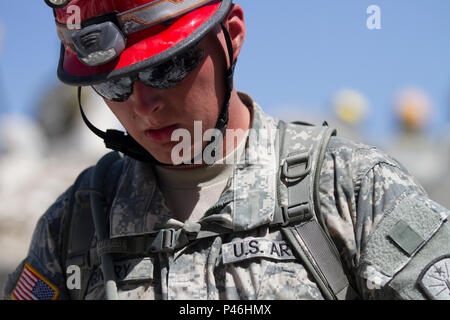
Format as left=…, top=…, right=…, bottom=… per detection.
left=130, top=81, right=164, bottom=117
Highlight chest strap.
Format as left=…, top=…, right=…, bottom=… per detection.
left=95, top=223, right=235, bottom=257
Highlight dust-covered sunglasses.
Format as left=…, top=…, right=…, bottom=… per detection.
left=92, top=46, right=205, bottom=102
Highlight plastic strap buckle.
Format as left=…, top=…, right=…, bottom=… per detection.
left=281, top=203, right=313, bottom=227
left=148, top=229, right=176, bottom=253
left=282, top=152, right=312, bottom=180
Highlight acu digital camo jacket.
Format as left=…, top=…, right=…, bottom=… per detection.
left=3, top=92, right=450, bottom=300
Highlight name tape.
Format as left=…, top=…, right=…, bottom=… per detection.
left=222, top=238, right=296, bottom=264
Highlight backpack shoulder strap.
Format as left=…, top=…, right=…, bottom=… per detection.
left=272, top=120, right=358, bottom=300
left=61, top=152, right=124, bottom=300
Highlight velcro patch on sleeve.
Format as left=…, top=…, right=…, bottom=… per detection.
left=222, top=238, right=296, bottom=264
left=11, top=263, right=59, bottom=300
left=360, top=195, right=445, bottom=280
left=388, top=220, right=425, bottom=256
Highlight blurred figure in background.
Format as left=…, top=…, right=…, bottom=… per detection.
left=331, top=88, right=370, bottom=141
left=386, top=87, right=450, bottom=208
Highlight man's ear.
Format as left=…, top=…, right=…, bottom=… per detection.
left=224, top=4, right=246, bottom=63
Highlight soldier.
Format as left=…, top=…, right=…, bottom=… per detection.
left=3, top=0, right=449, bottom=300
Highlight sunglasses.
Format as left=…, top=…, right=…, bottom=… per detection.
left=92, top=46, right=205, bottom=102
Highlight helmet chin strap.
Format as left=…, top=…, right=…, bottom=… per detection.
left=78, top=23, right=236, bottom=166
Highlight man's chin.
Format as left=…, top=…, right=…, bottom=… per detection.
left=144, top=150, right=175, bottom=166
left=144, top=139, right=210, bottom=166
left=150, top=150, right=206, bottom=167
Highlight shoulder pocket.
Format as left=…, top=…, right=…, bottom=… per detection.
left=359, top=193, right=448, bottom=288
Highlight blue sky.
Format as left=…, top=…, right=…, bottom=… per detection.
left=0, top=0, right=449, bottom=144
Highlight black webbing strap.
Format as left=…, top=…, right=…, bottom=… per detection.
left=217, top=22, right=235, bottom=134
left=95, top=223, right=236, bottom=257
left=204, top=23, right=236, bottom=160
left=89, top=152, right=125, bottom=300
left=64, top=152, right=124, bottom=300
left=61, top=167, right=96, bottom=300
left=281, top=221, right=355, bottom=300
left=273, top=120, right=358, bottom=300
left=95, top=230, right=177, bottom=256
left=78, top=87, right=156, bottom=163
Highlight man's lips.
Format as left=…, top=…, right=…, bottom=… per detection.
left=144, top=124, right=179, bottom=143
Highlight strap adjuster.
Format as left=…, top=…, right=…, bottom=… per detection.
left=282, top=152, right=311, bottom=179
left=148, top=229, right=176, bottom=253
left=281, top=203, right=313, bottom=226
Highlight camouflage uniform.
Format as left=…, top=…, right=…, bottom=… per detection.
left=3, top=92, right=450, bottom=300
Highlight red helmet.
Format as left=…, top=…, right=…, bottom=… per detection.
left=48, top=0, right=232, bottom=85
left=46, top=0, right=236, bottom=165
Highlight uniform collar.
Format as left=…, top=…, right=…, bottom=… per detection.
left=109, top=92, right=279, bottom=238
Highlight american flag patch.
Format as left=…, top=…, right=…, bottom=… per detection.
left=11, top=263, right=59, bottom=300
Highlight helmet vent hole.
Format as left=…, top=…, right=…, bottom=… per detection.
left=81, top=32, right=101, bottom=49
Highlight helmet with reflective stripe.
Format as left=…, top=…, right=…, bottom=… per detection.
left=49, top=0, right=232, bottom=85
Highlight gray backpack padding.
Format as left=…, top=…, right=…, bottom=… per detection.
left=273, top=120, right=357, bottom=300
left=60, top=155, right=124, bottom=300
